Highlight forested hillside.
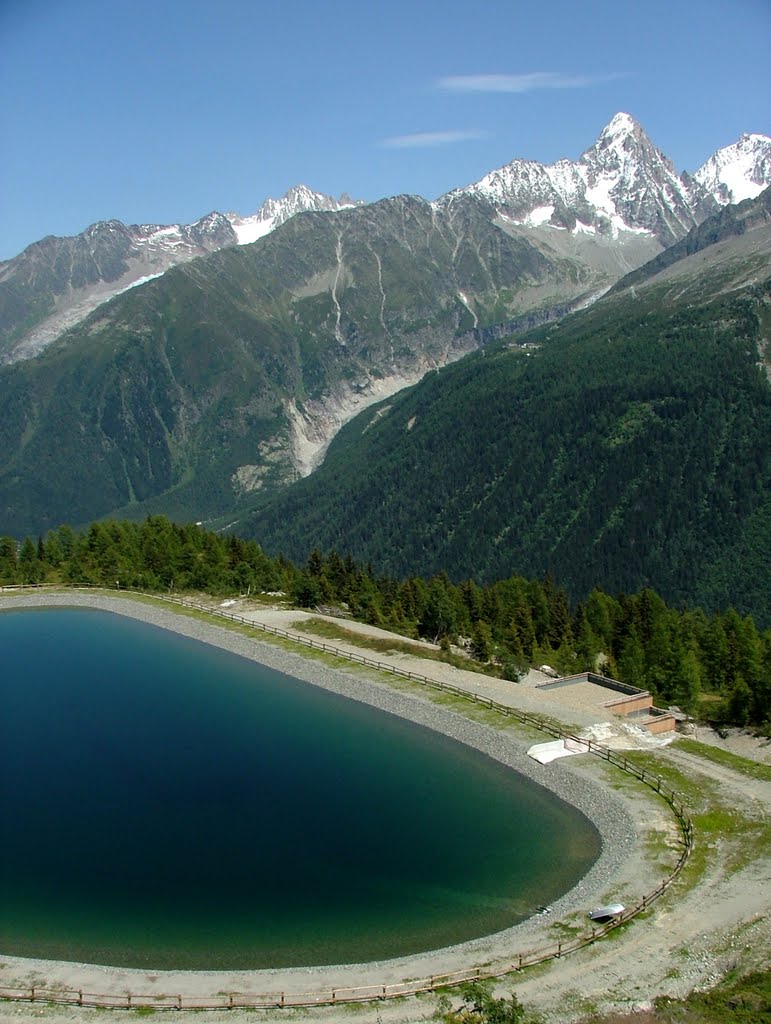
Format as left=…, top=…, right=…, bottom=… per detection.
left=0, top=191, right=617, bottom=539
left=2, top=516, right=769, bottom=730
left=246, top=269, right=771, bottom=624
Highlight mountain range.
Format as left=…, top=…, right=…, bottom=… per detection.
left=0, top=188, right=360, bottom=364
left=2, top=114, right=769, bottom=366
left=0, top=113, right=770, bottom=621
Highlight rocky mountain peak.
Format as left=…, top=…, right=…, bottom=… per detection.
left=81, top=219, right=131, bottom=244
left=590, top=111, right=643, bottom=149
left=193, top=210, right=232, bottom=232
left=583, top=112, right=668, bottom=175
left=187, top=211, right=238, bottom=248
left=226, top=186, right=364, bottom=245
left=580, top=113, right=708, bottom=244
left=440, top=112, right=710, bottom=246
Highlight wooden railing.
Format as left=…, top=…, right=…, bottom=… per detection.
left=0, top=585, right=694, bottom=1010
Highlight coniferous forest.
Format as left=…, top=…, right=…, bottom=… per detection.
left=246, top=279, right=771, bottom=626
left=2, top=515, right=769, bottom=732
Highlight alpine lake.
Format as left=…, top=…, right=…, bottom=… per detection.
left=0, top=606, right=600, bottom=969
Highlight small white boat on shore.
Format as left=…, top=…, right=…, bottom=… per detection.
left=588, top=903, right=625, bottom=921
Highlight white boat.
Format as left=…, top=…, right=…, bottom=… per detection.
left=588, top=903, right=625, bottom=921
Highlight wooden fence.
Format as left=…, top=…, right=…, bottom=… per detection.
left=0, top=585, right=694, bottom=1011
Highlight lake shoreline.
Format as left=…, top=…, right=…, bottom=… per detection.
left=0, top=591, right=640, bottom=997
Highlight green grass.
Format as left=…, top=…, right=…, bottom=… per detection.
left=621, top=750, right=718, bottom=809
left=547, top=919, right=584, bottom=939
left=651, top=967, right=771, bottom=1023
left=297, top=616, right=492, bottom=674
left=675, top=737, right=771, bottom=782
left=619, top=748, right=770, bottom=889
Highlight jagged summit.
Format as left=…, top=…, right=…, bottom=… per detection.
left=582, top=112, right=663, bottom=172
left=439, top=112, right=713, bottom=246
left=589, top=111, right=643, bottom=151
left=227, top=186, right=364, bottom=245
left=601, top=111, right=638, bottom=131
left=694, top=131, right=771, bottom=205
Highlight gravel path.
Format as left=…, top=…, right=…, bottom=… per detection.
left=1, top=591, right=767, bottom=1023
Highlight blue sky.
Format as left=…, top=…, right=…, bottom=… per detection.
left=1, top=0, right=769, bottom=260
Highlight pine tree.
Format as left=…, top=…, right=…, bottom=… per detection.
left=471, top=620, right=493, bottom=662
left=618, top=627, right=647, bottom=689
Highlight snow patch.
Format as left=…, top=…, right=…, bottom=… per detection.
left=115, top=272, right=165, bottom=295
left=584, top=175, right=618, bottom=220
left=230, top=216, right=276, bottom=245
left=149, top=225, right=183, bottom=238
left=526, top=204, right=555, bottom=226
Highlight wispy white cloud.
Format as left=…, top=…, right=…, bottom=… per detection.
left=437, top=72, right=625, bottom=93
left=379, top=129, right=487, bottom=149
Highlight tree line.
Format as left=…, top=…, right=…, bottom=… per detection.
left=1, top=515, right=769, bottom=732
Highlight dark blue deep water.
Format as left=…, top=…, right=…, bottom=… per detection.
left=0, top=607, right=600, bottom=968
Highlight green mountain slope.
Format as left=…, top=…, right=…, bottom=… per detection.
left=246, top=203, right=771, bottom=622
left=0, top=194, right=649, bottom=538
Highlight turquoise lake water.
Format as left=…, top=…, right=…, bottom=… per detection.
left=0, top=607, right=600, bottom=969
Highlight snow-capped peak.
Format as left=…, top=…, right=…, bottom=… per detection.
left=597, top=111, right=639, bottom=141
left=694, top=132, right=771, bottom=205
left=582, top=112, right=672, bottom=178
left=439, top=112, right=706, bottom=245
left=227, top=186, right=364, bottom=246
